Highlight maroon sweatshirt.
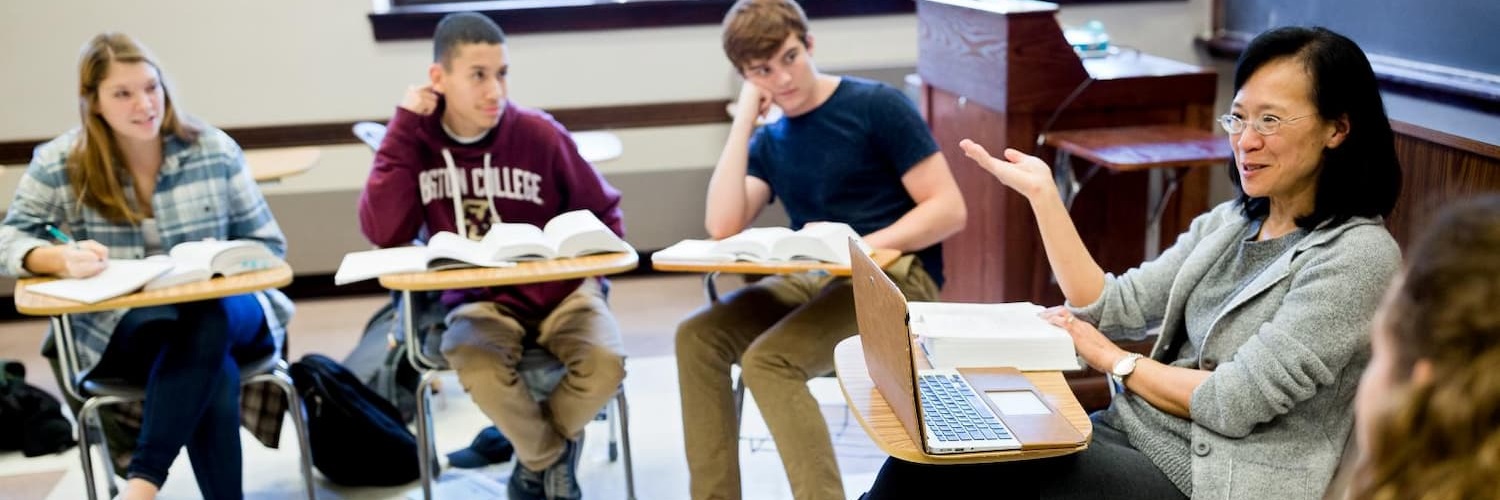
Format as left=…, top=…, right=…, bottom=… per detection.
left=358, top=98, right=625, bottom=318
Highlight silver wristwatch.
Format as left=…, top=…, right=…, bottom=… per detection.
left=1109, top=353, right=1145, bottom=392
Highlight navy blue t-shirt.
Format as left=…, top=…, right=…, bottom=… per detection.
left=747, top=77, right=945, bottom=286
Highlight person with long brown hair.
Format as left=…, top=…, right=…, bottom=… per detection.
left=0, top=33, right=293, bottom=500
left=1352, top=194, right=1500, bottom=500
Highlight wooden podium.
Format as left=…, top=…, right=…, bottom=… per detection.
left=916, top=0, right=1218, bottom=305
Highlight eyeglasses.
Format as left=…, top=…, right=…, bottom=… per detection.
left=1218, top=113, right=1315, bottom=136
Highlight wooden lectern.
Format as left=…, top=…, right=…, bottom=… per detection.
left=916, top=0, right=1218, bottom=306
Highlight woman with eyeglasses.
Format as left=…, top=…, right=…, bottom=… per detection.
left=862, top=26, right=1402, bottom=500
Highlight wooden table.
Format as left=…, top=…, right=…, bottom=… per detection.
left=378, top=252, right=638, bottom=291
left=653, top=248, right=902, bottom=303
left=15, top=264, right=293, bottom=316
left=244, top=146, right=320, bottom=184
left=651, top=248, right=902, bottom=277
left=834, top=336, right=1092, bottom=464
left=375, top=251, right=638, bottom=500
left=1043, top=125, right=1231, bottom=259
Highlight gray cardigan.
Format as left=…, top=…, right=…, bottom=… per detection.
left=1071, top=201, right=1399, bottom=500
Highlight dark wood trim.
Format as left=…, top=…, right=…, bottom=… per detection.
left=0, top=99, right=730, bottom=164
left=369, top=0, right=917, bottom=41
left=1392, top=120, right=1500, bottom=161
left=369, top=0, right=1169, bottom=41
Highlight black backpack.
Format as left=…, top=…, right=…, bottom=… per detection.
left=289, top=353, right=427, bottom=486
left=0, top=359, right=75, bottom=457
left=341, top=291, right=447, bottom=423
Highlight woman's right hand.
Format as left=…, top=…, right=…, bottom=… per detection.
left=56, top=241, right=109, bottom=278
left=959, top=139, right=1058, bottom=201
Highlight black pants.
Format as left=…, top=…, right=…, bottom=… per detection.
left=87, top=295, right=273, bottom=499
left=863, top=416, right=1187, bottom=500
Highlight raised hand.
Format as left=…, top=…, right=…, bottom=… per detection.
left=959, top=139, right=1058, bottom=201
left=400, top=83, right=440, bottom=116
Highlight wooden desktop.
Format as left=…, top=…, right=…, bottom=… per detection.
left=834, top=335, right=1091, bottom=464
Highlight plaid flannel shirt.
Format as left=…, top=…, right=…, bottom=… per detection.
left=0, top=127, right=296, bottom=448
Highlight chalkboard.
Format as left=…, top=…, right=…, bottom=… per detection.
left=1222, top=0, right=1499, bottom=78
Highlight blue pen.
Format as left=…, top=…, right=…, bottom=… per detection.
left=44, top=225, right=79, bottom=249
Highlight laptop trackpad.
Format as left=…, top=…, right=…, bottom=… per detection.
left=985, top=390, right=1051, bottom=416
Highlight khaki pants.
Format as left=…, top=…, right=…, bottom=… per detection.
left=441, top=278, right=627, bottom=471
left=676, top=256, right=939, bottom=500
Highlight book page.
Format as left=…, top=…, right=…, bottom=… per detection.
left=479, top=223, right=554, bottom=261
left=652, top=239, right=735, bottom=263
left=27, top=259, right=175, bottom=304
left=545, top=210, right=629, bottom=258
left=142, top=255, right=212, bottom=291
left=907, top=302, right=1056, bottom=339
left=428, top=232, right=518, bottom=265
left=712, top=227, right=792, bottom=261
left=772, top=222, right=864, bottom=264
left=333, top=247, right=432, bottom=285
left=168, top=240, right=280, bottom=277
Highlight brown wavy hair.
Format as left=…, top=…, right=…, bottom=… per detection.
left=1353, top=195, right=1500, bottom=500
left=71, top=33, right=199, bottom=224
left=721, top=0, right=810, bottom=72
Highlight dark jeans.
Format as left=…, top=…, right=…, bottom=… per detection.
left=863, top=416, right=1188, bottom=500
left=86, top=294, right=273, bottom=500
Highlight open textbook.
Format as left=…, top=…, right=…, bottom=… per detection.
left=479, top=209, right=630, bottom=261
left=26, top=240, right=283, bottom=304
left=334, top=210, right=630, bottom=285
left=909, top=301, right=1082, bottom=371
left=652, top=222, right=872, bottom=265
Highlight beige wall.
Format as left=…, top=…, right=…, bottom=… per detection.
left=0, top=0, right=1216, bottom=277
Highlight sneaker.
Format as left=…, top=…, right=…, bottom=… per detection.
left=542, top=432, right=585, bottom=500
left=507, top=463, right=546, bottom=500
left=447, top=426, right=514, bottom=469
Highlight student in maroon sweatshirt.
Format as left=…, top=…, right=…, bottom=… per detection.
left=356, top=12, right=625, bottom=500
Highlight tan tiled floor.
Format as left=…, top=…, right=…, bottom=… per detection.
left=0, top=274, right=887, bottom=499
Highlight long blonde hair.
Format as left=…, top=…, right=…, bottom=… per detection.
left=70, top=33, right=199, bottom=224
left=1353, top=195, right=1500, bottom=500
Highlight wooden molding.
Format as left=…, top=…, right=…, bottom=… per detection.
left=0, top=99, right=730, bottom=165
left=369, top=0, right=916, bottom=41
left=1392, top=120, right=1500, bottom=161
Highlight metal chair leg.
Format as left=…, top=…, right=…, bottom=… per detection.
left=732, top=373, right=746, bottom=433
left=262, top=366, right=317, bottom=500
left=607, top=397, right=619, bottom=462
left=76, top=398, right=101, bottom=500
left=615, top=390, right=636, bottom=500
left=414, top=369, right=443, bottom=500
left=95, top=422, right=120, bottom=498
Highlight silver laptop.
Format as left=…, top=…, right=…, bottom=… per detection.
left=849, top=240, right=1022, bottom=454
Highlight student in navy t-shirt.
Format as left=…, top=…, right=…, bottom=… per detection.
left=675, top=1, right=967, bottom=498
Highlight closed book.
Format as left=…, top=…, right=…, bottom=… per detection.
left=909, top=301, right=1081, bottom=371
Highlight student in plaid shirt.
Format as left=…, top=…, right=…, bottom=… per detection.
left=0, top=33, right=294, bottom=500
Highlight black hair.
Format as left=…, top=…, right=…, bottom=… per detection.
left=1230, top=26, right=1402, bottom=228
left=433, top=12, right=506, bottom=67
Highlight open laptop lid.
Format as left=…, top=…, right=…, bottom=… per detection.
left=849, top=238, right=927, bottom=452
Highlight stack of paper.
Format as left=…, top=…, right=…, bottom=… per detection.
left=908, top=301, right=1081, bottom=371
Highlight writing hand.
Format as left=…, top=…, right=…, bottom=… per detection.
left=60, top=240, right=109, bottom=279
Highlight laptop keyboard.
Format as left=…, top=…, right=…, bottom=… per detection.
left=918, top=373, right=1013, bottom=443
